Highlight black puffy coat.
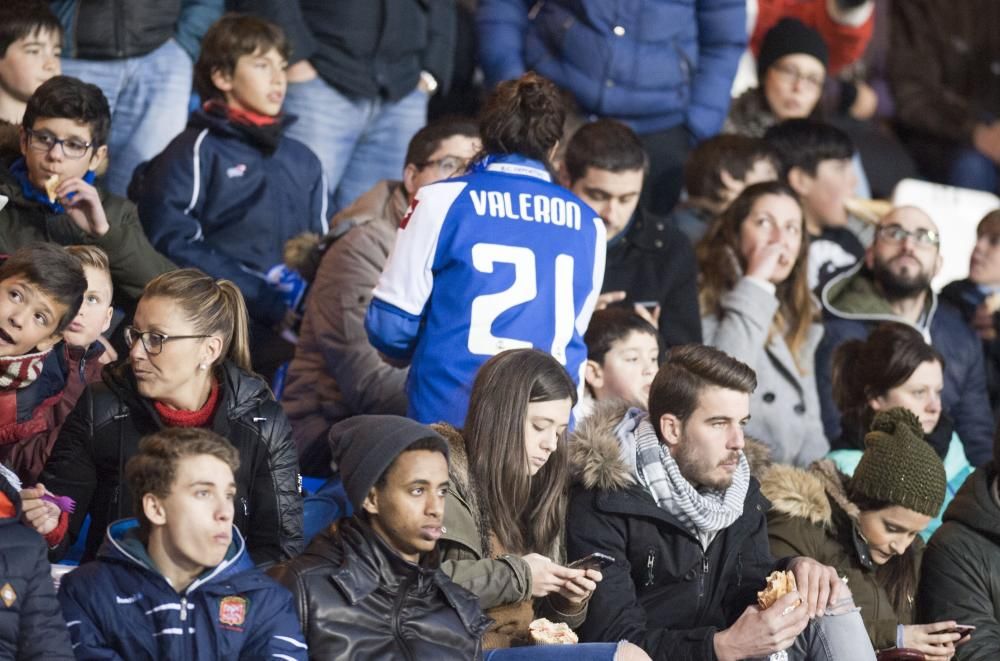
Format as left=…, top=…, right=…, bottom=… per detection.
left=0, top=472, right=73, bottom=660
left=41, top=360, right=303, bottom=565
left=269, top=517, right=491, bottom=660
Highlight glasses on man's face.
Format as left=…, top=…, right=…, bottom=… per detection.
left=24, top=128, right=93, bottom=160
left=876, top=224, right=941, bottom=247
left=771, top=63, right=824, bottom=91
left=124, top=326, right=212, bottom=356
left=419, top=155, right=470, bottom=178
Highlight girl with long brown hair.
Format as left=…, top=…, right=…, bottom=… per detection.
left=698, top=180, right=826, bottom=466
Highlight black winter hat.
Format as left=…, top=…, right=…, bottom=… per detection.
left=757, top=18, right=829, bottom=81
left=329, top=415, right=449, bottom=511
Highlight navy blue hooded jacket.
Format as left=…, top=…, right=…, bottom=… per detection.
left=131, top=109, right=328, bottom=326
left=58, top=519, right=307, bottom=660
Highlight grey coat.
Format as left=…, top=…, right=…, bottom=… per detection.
left=702, top=277, right=828, bottom=466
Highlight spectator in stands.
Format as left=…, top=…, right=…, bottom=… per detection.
left=765, top=119, right=863, bottom=289
left=562, top=119, right=701, bottom=349
left=58, top=428, right=307, bottom=660
left=816, top=207, right=995, bottom=466
left=698, top=181, right=828, bottom=466
left=282, top=118, right=480, bottom=476
left=232, top=0, right=455, bottom=213
left=567, top=344, right=876, bottom=660
left=828, top=323, right=972, bottom=540
left=477, top=0, right=746, bottom=216
left=761, top=408, right=960, bottom=657
left=23, top=269, right=304, bottom=565
left=0, top=244, right=84, bottom=482
left=888, top=0, right=1000, bottom=195
left=52, top=0, right=222, bottom=196
left=269, top=415, right=491, bottom=659
left=582, top=308, right=660, bottom=420
left=726, top=19, right=829, bottom=139
left=365, top=73, right=605, bottom=427
left=941, top=210, right=1000, bottom=416
left=670, top=134, right=779, bottom=245
left=918, top=432, right=1000, bottom=660
left=751, top=1, right=874, bottom=77
left=436, top=349, right=642, bottom=658
left=0, top=76, right=174, bottom=306
left=0, top=463, right=73, bottom=659
left=131, top=15, right=327, bottom=379
left=0, top=0, right=61, bottom=131
left=3, top=245, right=112, bottom=484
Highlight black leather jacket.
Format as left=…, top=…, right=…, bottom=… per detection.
left=269, top=517, right=491, bottom=660
left=41, top=360, right=303, bottom=565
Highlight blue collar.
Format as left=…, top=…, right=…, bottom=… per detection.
left=9, top=157, right=96, bottom=214
left=470, top=153, right=552, bottom=182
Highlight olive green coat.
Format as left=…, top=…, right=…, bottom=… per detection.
left=760, top=460, right=922, bottom=651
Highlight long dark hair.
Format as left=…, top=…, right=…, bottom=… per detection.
left=833, top=323, right=944, bottom=441
left=845, top=490, right=920, bottom=615
left=464, top=349, right=577, bottom=556
left=697, top=180, right=817, bottom=372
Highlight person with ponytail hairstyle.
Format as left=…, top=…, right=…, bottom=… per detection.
left=24, top=268, right=304, bottom=565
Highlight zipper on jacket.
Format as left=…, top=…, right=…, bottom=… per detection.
left=644, top=549, right=656, bottom=587
left=698, top=552, right=709, bottom=598
left=241, top=497, right=248, bottom=518
left=180, top=596, right=188, bottom=622
left=736, top=553, right=743, bottom=588
left=392, top=576, right=416, bottom=661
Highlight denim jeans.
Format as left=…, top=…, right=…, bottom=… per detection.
left=754, top=595, right=877, bottom=661
left=61, top=38, right=193, bottom=196
left=485, top=642, right=624, bottom=660
left=947, top=148, right=1000, bottom=194
left=283, top=77, right=428, bottom=213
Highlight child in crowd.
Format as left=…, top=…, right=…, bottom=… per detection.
left=58, top=428, right=307, bottom=660
left=0, top=0, right=61, bottom=130
left=670, top=134, right=779, bottom=245
left=0, top=463, right=73, bottom=659
left=764, top=119, right=863, bottom=289
left=0, top=76, right=174, bottom=305
left=131, top=14, right=328, bottom=377
left=582, top=308, right=660, bottom=420
left=0, top=244, right=84, bottom=483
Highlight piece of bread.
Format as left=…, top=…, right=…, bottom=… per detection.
left=44, top=174, right=59, bottom=203
left=845, top=198, right=892, bottom=225
left=757, top=570, right=800, bottom=610
left=529, top=618, right=579, bottom=645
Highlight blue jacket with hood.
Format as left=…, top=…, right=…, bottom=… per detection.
left=57, top=519, right=307, bottom=660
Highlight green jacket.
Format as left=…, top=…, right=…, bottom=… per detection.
left=919, top=465, right=1000, bottom=661
left=761, top=461, right=921, bottom=651
left=0, top=165, right=174, bottom=305
left=434, top=424, right=586, bottom=647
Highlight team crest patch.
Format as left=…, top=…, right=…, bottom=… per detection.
left=0, top=583, right=15, bottom=608
left=226, top=164, right=248, bottom=178
left=218, top=595, right=248, bottom=629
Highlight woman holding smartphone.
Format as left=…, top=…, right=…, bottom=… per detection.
left=436, top=349, right=648, bottom=660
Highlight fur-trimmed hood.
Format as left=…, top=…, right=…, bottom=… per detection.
left=431, top=422, right=493, bottom=558
left=570, top=400, right=774, bottom=491
left=760, top=459, right=859, bottom=529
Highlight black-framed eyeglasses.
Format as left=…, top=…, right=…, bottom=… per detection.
left=770, top=62, right=824, bottom=90
left=876, top=224, right=941, bottom=247
left=418, top=155, right=470, bottom=178
left=24, top=127, right=94, bottom=160
left=124, top=326, right=211, bottom=355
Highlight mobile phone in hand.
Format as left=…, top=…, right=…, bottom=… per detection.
left=567, top=552, right=615, bottom=572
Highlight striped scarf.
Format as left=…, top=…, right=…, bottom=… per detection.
left=633, top=417, right=750, bottom=548
left=0, top=348, right=50, bottom=390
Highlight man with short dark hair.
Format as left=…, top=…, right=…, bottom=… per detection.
left=816, top=206, right=994, bottom=466
left=57, top=428, right=307, bottom=660
left=567, top=344, right=876, bottom=661
left=282, top=118, right=480, bottom=475
left=562, top=119, right=702, bottom=350
left=269, top=415, right=490, bottom=659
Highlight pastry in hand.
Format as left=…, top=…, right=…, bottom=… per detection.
left=757, top=570, right=801, bottom=610
left=44, top=174, right=60, bottom=203
left=529, top=618, right=578, bottom=645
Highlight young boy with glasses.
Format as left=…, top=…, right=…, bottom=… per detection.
left=0, top=75, right=174, bottom=306
left=130, top=14, right=329, bottom=377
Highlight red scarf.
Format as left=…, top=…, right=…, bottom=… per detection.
left=203, top=99, right=279, bottom=126
left=154, top=379, right=220, bottom=428
left=0, top=348, right=52, bottom=391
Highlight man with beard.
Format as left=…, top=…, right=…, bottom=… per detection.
left=566, top=344, right=877, bottom=661
left=815, top=206, right=994, bottom=465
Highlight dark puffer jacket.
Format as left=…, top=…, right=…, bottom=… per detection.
left=269, top=517, right=491, bottom=660
left=918, top=465, right=1000, bottom=661
left=40, top=360, right=303, bottom=565
left=0, top=469, right=73, bottom=660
